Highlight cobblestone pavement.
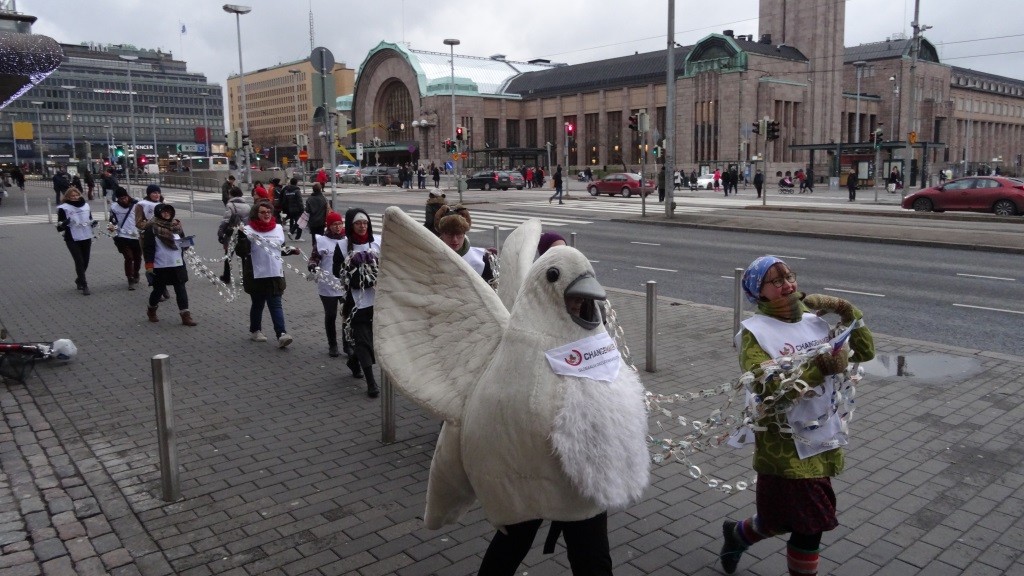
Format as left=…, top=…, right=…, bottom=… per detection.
left=1, top=183, right=1023, bottom=575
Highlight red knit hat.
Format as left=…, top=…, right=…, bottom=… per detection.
left=325, top=211, right=343, bottom=226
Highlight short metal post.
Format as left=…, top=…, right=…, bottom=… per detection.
left=23, top=190, right=28, bottom=215
left=492, top=225, right=500, bottom=254
left=569, top=232, right=577, bottom=248
left=151, top=354, right=181, bottom=502
left=188, top=170, right=195, bottom=216
left=102, top=195, right=109, bottom=220
left=381, top=369, right=395, bottom=444
left=733, top=268, right=743, bottom=347
left=47, top=198, right=52, bottom=224
left=645, top=280, right=657, bottom=372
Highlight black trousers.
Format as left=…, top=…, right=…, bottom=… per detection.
left=65, top=238, right=92, bottom=286
left=477, top=513, right=611, bottom=576
left=319, top=295, right=344, bottom=348
left=149, top=280, right=188, bottom=310
left=349, top=306, right=374, bottom=368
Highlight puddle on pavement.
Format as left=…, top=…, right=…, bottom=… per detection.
left=860, top=353, right=983, bottom=381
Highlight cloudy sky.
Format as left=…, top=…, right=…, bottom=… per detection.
left=24, top=0, right=1023, bottom=121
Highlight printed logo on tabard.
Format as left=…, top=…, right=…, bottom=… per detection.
left=545, top=332, right=621, bottom=382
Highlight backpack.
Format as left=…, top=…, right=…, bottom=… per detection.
left=217, top=210, right=244, bottom=244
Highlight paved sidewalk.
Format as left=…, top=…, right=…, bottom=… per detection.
left=1, top=196, right=1023, bottom=575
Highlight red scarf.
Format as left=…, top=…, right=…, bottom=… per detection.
left=249, top=217, right=277, bottom=233
left=349, top=231, right=370, bottom=245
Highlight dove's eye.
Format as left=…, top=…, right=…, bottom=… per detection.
left=546, top=267, right=560, bottom=283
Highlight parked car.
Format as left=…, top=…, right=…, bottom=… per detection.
left=466, top=170, right=512, bottom=191
left=338, top=168, right=362, bottom=184
left=361, top=166, right=401, bottom=186
left=586, top=172, right=654, bottom=198
left=501, top=170, right=526, bottom=190
left=901, top=176, right=1024, bottom=216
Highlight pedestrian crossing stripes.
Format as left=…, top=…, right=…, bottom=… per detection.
left=503, top=200, right=719, bottom=214
left=0, top=214, right=50, bottom=226
left=365, top=209, right=593, bottom=233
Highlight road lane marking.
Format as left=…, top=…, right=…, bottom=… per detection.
left=631, top=241, right=660, bottom=246
left=772, top=254, right=807, bottom=260
left=823, top=288, right=885, bottom=297
left=636, top=266, right=677, bottom=273
left=956, top=273, right=1016, bottom=282
left=953, top=303, right=1024, bottom=315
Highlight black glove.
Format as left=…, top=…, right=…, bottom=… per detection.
left=145, top=271, right=156, bottom=286
left=56, top=222, right=67, bottom=233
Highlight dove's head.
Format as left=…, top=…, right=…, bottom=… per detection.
left=520, top=245, right=606, bottom=332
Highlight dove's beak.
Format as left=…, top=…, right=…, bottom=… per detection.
left=564, top=273, right=606, bottom=330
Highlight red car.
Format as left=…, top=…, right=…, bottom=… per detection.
left=586, top=173, right=655, bottom=198
left=902, top=176, right=1024, bottom=216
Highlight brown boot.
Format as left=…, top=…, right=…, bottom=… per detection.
left=147, top=306, right=159, bottom=323
left=180, top=310, right=197, bottom=327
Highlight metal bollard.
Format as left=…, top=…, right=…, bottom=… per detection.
left=569, top=232, right=577, bottom=248
left=151, top=354, right=181, bottom=502
left=46, top=198, right=53, bottom=224
left=23, top=190, right=28, bottom=216
left=381, top=369, right=395, bottom=444
left=645, top=280, right=657, bottom=372
left=733, top=268, right=743, bottom=347
left=188, top=171, right=195, bottom=216
left=492, top=225, right=500, bottom=254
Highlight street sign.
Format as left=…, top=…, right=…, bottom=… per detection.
left=298, top=150, right=309, bottom=161
left=451, top=153, right=460, bottom=161
left=460, top=152, right=468, bottom=159
left=310, top=46, right=335, bottom=73
left=445, top=161, right=453, bottom=171
left=176, top=143, right=199, bottom=153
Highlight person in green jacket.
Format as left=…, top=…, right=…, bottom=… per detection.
left=721, top=255, right=875, bottom=576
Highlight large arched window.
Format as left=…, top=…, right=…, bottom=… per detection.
left=378, top=81, right=414, bottom=142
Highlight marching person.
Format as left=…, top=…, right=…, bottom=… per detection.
left=107, top=187, right=141, bottom=290
left=220, top=174, right=236, bottom=205
left=434, top=204, right=496, bottom=286
left=721, top=255, right=874, bottom=576
left=56, top=186, right=95, bottom=295
left=304, top=182, right=329, bottom=239
left=101, top=167, right=118, bottom=200
left=342, top=208, right=382, bottom=398
left=307, top=210, right=347, bottom=358
left=219, top=185, right=250, bottom=284
left=142, top=203, right=197, bottom=326
left=280, top=177, right=304, bottom=240
left=235, top=199, right=300, bottom=348
left=134, top=184, right=164, bottom=231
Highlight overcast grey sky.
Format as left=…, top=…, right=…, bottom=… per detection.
left=24, top=0, right=1023, bottom=121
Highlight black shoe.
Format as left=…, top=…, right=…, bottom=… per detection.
left=219, top=274, right=231, bottom=284
left=81, top=285, right=91, bottom=296
left=328, top=345, right=339, bottom=358
left=367, top=382, right=380, bottom=398
left=347, top=355, right=363, bottom=379
left=720, top=520, right=746, bottom=574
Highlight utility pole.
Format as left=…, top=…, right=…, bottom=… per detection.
left=665, top=0, right=676, bottom=217
left=903, top=0, right=927, bottom=194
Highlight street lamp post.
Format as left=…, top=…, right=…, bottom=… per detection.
left=443, top=38, right=461, bottom=203
left=60, top=84, right=76, bottom=160
left=224, top=4, right=252, bottom=185
left=31, top=101, right=44, bottom=175
left=288, top=68, right=303, bottom=180
left=199, top=90, right=210, bottom=159
left=889, top=75, right=899, bottom=140
left=119, top=54, right=139, bottom=193
left=853, top=60, right=867, bottom=144
left=149, top=105, right=158, bottom=168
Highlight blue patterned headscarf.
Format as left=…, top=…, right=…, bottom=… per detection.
left=742, top=255, right=785, bottom=303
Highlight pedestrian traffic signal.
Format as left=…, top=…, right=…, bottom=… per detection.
left=456, top=126, right=464, bottom=141
left=752, top=121, right=760, bottom=135
left=628, top=114, right=638, bottom=131
left=115, top=145, right=125, bottom=158
left=766, top=120, right=781, bottom=141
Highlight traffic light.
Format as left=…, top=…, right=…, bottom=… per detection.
left=628, top=114, right=638, bottom=131
left=638, top=112, right=649, bottom=133
left=766, top=120, right=781, bottom=141
left=752, top=121, right=760, bottom=135
left=566, top=122, right=574, bottom=135
left=115, top=145, right=125, bottom=158
left=456, top=126, right=464, bottom=140
left=652, top=145, right=660, bottom=158
left=138, top=154, right=148, bottom=167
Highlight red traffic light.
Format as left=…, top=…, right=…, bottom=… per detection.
left=455, top=126, right=464, bottom=140
left=566, top=123, right=574, bottom=134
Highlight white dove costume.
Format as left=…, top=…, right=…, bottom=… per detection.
left=376, top=207, right=649, bottom=573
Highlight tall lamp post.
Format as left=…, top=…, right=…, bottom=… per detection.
left=224, top=4, right=252, bottom=185
left=60, top=84, right=76, bottom=160
left=288, top=68, right=303, bottom=180
left=443, top=38, right=461, bottom=203
left=853, top=60, right=867, bottom=144
left=31, top=101, right=44, bottom=175
left=888, top=75, right=899, bottom=140
left=119, top=54, right=139, bottom=192
left=149, top=105, right=158, bottom=167
left=199, top=90, right=210, bottom=159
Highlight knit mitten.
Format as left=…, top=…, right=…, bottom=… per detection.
left=802, top=293, right=857, bottom=323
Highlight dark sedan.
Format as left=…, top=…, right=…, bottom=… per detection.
left=466, top=170, right=511, bottom=191
left=586, top=172, right=654, bottom=198
left=901, top=176, right=1024, bottom=216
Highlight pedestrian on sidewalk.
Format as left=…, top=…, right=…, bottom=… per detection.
left=220, top=174, right=236, bottom=205
left=342, top=208, right=381, bottom=397
left=753, top=169, right=764, bottom=198
left=304, top=183, right=329, bottom=239
left=847, top=169, right=858, bottom=201
left=142, top=203, right=197, bottom=326
left=218, top=186, right=249, bottom=284
left=52, top=166, right=71, bottom=205
left=281, top=178, right=304, bottom=240
left=107, top=187, right=141, bottom=290
left=804, top=168, right=814, bottom=193
left=721, top=255, right=875, bottom=576
left=56, top=186, right=94, bottom=295
left=307, top=210, right=347, bottom=358
left=548, top=165, right=564, bottom=204
left=235, top=199, right=300, bottom=348
left=100, top=167, right=118, bottom=200
left=432, top=164, right=441, bottom=188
